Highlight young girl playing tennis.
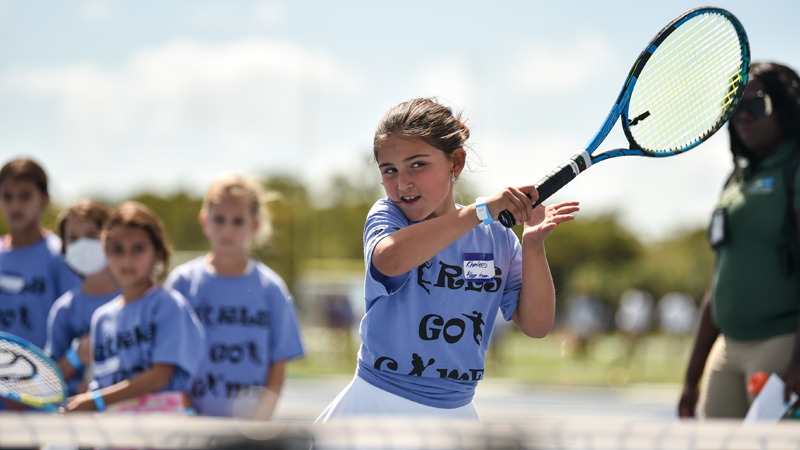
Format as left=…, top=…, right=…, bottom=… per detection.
left=46, top=200, right=120, bottom=396
left=317, top=98, right=579, bottom=421
left=166, top=175, right=304, bottom=419
left=65, top=202, right=205, bottom=412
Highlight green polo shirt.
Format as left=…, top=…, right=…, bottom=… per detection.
left=711, top=139, right=800, bottom=341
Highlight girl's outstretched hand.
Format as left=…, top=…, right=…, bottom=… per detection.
left=522, top=201, right=579, bottom=246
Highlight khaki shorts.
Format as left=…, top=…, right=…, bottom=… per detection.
left=700, top=332, right=795, bottom=418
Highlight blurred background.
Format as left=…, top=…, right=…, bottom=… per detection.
left=1, top=0, right=799, bottom=390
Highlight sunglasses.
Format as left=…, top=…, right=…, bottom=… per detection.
left=733, top=90, right=773, bottom=119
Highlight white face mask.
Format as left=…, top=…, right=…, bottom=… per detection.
left=65, top=238, right=107, bottom=276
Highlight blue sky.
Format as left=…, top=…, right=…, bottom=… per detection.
left=1, top=0, right=798, bottom=240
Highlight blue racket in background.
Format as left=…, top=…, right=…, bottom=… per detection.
left=499, top=6, right=750, bottom=227
left=0, top=331, right=67, bottom=412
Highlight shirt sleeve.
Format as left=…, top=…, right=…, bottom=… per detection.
left=152, top=291, right=206, bottom=388
left=499, top=228, right=523, bottom=322
left=265, top=277, right=305, bottom=362
left=45, top=292, right=74, bottom=359
left=363, top=200, right=413, bottom=303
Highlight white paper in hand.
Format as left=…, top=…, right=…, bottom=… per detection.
left=743, top=373, right=799, bottom=424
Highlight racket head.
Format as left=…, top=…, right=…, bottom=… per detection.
left=620, top=7, right=750, bottom=156
left=0, top=331, right=67, bottom=411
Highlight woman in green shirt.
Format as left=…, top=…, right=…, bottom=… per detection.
left=679, top=62, right=800, bottom=418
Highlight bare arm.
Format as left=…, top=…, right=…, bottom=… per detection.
left=252, top=360, right=286, bottom=421
left=678, top=284, right=720, bottom=418
left=65, top=363, right=175, bottom=411
left=374, top=187, right=537, bottom=277
left=512, top=201, right=579, bottom=338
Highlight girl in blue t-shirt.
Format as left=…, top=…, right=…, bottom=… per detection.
left=46, top=200, right=120, bottom=396
left=317, top=98, right=579, bottom=421
left=65, top=202, right=204, bottom=412
left=0, top=158, right=81, bottom=410
left=166, top=174, right=304, bottom=419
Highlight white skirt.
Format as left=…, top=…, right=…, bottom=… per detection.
left=315, top=375, right=480, bottom=423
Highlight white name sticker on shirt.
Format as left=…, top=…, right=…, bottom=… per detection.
left=92, top=356, right=121, bottom=378
left=463, top=253, right=494, bottom=281
left=0, top=274, right=25, bottom=294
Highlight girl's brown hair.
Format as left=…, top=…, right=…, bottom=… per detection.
left=103, top=201, right=171, bottom=281
left=56, top=200, right=110, bottom=253
left=0, top=158, right=49, bottom=194
left=373, top=98, right=470, bottom=159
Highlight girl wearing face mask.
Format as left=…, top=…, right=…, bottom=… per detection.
left=45, top=200, right=120, bottom=395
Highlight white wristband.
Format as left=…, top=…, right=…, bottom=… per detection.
left=475, top=197, right=493, bottom=225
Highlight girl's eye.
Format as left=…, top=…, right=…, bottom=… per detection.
left=212, top=216, right=225, bottom=225
left=108, top=245, right=123, bottom=255
left=132, top=243, right=146, bottom=254
left=411, top=162, right=425, bottom=168
left=233, top=218, right=245, bottom=226
left=19, top=192, right=32, bottom=201
left=382, top=168, right=396, bottom=175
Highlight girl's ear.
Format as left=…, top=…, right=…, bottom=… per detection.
left=199, top=210, right=207, bottom=228
left=451, top=148, right=467, bottom=177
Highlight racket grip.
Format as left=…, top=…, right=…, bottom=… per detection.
left=498, top=154, right=586, bottom=228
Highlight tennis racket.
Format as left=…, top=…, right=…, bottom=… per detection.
left=0, top=331, right=67, bottom=412
left=498, top=6, right=750, bottom=228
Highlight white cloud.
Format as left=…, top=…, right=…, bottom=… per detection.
left=509, top=34, right=617, bottom=96
left=1, top=37, right=364, bottom=156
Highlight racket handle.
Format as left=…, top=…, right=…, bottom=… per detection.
left=498, top=153, right=589, bottom=228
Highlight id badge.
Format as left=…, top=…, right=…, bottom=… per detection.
left=709, top=208, right=728, bottom=248
left=464, top=253, right=494, bottom=281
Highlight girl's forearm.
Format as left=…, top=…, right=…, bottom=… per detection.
left=253, top=361, right=286, bottom=420
left=372, top=206, right=480, bottom=277
left=97, top=363, right=174, bottom=406
left=513, top=243, right=556, bottom=338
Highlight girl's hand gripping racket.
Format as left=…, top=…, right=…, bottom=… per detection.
left=499, top=7, right=750, bottom=227
left=0, top=331, right=67, bottom=412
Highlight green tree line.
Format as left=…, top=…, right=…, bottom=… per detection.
left=0, top=173, right=714, bottom=307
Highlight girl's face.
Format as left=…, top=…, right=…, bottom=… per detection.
left=0, top=179, right=48, bottom=232
left=732, top=78, right=787, bottom=160
left=64, top=218, right=101, bottom=246
left=201, top=195, right=259, bottom=256
left=104, top=225, right=160, bottom=288
left=376, top=136, right=465, bottom=221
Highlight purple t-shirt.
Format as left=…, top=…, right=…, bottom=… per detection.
left=356, top=199, right=522, bottom=408
left=166, top=258, right=305, bottom=417
left=45, top=287, right=120, bottom=395
left=89, top=286, right=205, bottom=392
left=0, top=233, right=81, bottom=348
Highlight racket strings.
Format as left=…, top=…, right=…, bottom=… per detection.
left=0, top=339, right=64, bottom=404
left=643, top=17, right=736, bottom=150
left=628, top=12, right=746, bottom=153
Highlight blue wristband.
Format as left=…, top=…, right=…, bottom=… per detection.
left=65, top=347, right=83, bottom=370
left=475, top=197, right=493, bottom=225
left=91, top=390, right=106, bottom=412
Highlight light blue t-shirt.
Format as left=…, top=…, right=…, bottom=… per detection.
left=356, top=199, right=523, bottom=408
left=0, top=233, right=81, bottom=348
left=166, top=257, right=305, bottom=417
left=45, top=287, right=120, bottom=395
left=89, top=286, right=205, bottom=392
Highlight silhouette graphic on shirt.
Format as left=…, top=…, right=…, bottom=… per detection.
left=462, top=311, right=485, bottom=345
left=417, top=261, right=433, bottom=294
left=408, top=353, right=435, bottom=376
